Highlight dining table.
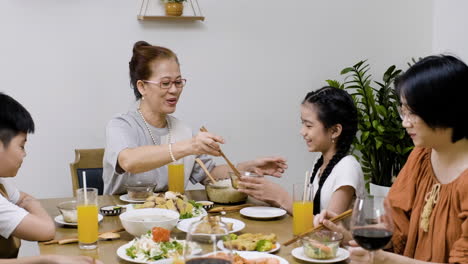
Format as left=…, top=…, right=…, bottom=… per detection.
left=39, top=190, right=348, bottom=264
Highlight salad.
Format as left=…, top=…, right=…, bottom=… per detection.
left=125, top=227, right=198, bottom=262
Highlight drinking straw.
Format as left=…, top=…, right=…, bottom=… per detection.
left=303, top=171, right=309, bottom=202
left=82, top=171, right=88, bottom=205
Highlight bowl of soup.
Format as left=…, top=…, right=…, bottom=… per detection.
left=119, top=208, right=179, bottom=237
left=205, top=179, right=247, bottom=204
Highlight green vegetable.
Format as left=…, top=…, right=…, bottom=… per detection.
left=222, top=233, right=238, bottom=241
left=188, top=200, right=202, bottom=209
left=255, top=239, right=273, bottom=252
left=180, top=212, right=193, bottom=219
left=126, top=245, right=137, bottom=258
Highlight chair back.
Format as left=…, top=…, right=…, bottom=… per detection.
left=69, top=148, right=105, bottom=196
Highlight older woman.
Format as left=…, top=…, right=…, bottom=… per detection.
left=315, top=54, right=468, bottom=264
left=103, top=41, right=287, bottom=195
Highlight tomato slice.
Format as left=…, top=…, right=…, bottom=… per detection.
left=152, top=227, right=171, bottom=242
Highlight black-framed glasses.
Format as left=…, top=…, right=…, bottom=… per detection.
left=142, top=79, right=187, bottom=90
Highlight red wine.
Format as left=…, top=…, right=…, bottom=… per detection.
left=186, top=258, right=231, bottom=264
left=352, top=228, right=393, bottom=250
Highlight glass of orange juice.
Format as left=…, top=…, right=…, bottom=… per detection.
left=77, top=188, right=98, bottom=250
left=292, top=183, right=314, bottom=236
left=168, top=160, right=184, bottom=194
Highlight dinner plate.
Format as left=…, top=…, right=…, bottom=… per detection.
left=291, top=247, right=349, bottom=263
left=177, top=217, right=245, bottom=234
left=116, top=242, right=173, bottom=264
left=54, top=214, right=103, bottom=227
left=216, top=240, right=281, bottom=253
left=119, top=194, right=151, bottom=203
left=236, top=251, right=289, bottom=264
left=240, top=206, right=287, bottom=219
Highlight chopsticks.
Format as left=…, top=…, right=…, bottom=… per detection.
left=200, top=126, right=242, bottom=178
left=283, top=209, right=353, bottom=246
left=43, top=227, right=125, bottom=245
left=195, top=158, right=217, bottom=184
left=208, top=204, right=254, bottom=213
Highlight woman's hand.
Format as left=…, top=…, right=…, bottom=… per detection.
left=349, top=240, right=375, bottom=264
left=240, top=156, right=288, bottom=177
left=237, top=176, right=290, bottom=209
left=314, top=209, right=353, bottom=246
left=190, top=132, right=225, bottom=156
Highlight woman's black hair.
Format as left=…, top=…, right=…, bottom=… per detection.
left=395, top=54, right=468, bottom=142
left=0, top=92, right=35, bottom=147
left=129, top=41, right=179, bottom=100
left=303, top=86, right=358, bottom=214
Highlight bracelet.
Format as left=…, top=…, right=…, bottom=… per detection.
left=168, top=143, right=176, bottom=163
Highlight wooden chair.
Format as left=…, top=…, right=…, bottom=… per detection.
left=69, top=148, right=105, bottom=196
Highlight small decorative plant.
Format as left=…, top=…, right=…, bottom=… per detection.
left=161, top=0, right=186, bottom=16
left=326, top=60, right=414, bottom=187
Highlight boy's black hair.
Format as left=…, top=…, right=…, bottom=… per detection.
left=0, top=92, right=35, bottom=147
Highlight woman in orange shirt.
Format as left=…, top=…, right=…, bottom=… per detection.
left=315, top=54, right=468, bottom=264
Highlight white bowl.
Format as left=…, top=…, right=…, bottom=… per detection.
left=119, top=208, right=179, bottom=237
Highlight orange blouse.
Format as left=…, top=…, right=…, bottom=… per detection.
left=388, top=147, right=468, bottom=263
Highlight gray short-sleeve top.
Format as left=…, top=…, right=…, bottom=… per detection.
left=102, top=108, right=215, bottom=195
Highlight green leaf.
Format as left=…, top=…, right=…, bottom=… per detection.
left=341, top=67, right=354, bottom=75
left=375, top=138, right=383, bottom=149
left=361, top=131, right=370, bottom=142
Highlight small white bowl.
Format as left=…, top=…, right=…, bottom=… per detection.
left=119, top=208, right=179, bottom=237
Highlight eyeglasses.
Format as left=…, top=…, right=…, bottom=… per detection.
left=142, top=79, right=187, bottom=90
left=397, top=106, right=418, bottom=123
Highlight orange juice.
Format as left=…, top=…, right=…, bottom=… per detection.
left=77, top=205, right=98, bottom=244
left=292, top=201, right=314, bottom=235
left=168, top=163, right=184, bottom=193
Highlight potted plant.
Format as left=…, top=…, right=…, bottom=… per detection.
left=326, top=60, right=414, bottom=194
left=161, top=0, right=186, bottom=16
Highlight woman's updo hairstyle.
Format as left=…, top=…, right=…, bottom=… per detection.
left=129, top=41, right=179, bottom=100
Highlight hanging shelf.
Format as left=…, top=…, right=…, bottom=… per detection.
left=138, top=0, right=205, bottom=21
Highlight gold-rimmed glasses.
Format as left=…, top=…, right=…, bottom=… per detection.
left=397, top=105, right=418, bottom=123
left=142, top=79, right=186, bottom=90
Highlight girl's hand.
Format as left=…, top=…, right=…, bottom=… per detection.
left=349, top=240, right=375, bottom=264
left=242, top=156, right=288, bottom=177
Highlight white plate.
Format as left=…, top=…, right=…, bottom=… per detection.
left=119, top=194, right=150, bottom=203
left=240, top=206, right=287, bottom=219
left=217, top=240, right=280, bottom=253
left=291, top=247, right=349, bottom=263
left=116, top=242, right=173, bottom=264
left=177, top=217, right=245, bottom=234
left=54, top=214, right=103, bottom=227
left=236, top=251, right=289, bottom=264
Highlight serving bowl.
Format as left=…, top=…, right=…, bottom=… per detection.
left=119, top=208, right=179, bottom=237
left=205, top=179, right=247, bottom=204
left=57, top=200, right=77, bottom=223
left=302, top=230, right=343, bottom=259
left=125, top=183, right=156, bottom=201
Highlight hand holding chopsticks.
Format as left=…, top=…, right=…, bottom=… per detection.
left=283, top=209, right=353, bottom=246
left=200, top=126, right=242, bottom=178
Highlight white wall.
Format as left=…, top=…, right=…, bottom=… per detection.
left=0, top=0, right=432, bottom=198
left=433, top=0, right=468, bottom=61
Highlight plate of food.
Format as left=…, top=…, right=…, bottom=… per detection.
left=132, top=191, right=207, bottom=219
left=291, top=247, right=349, bottom=263
left=116, top=230, right=200, bottom=264
left=239, top=206, right=287, bottom=219
left=216, top=232, right=280, bottom=253
left=54, top=214, right=103, bottom=227
left=177, top=217, right=245, bottom=234
left=207, top=252, right=289, bottom=264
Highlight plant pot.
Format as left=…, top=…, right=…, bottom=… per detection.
left=369, top=183, right=391, bottom=197
left=165, top=2, right=183, bottom=16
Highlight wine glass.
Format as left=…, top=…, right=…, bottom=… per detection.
left=351, top=195, right=394, bottom=260
left=183, top=215, right=234, bottom=264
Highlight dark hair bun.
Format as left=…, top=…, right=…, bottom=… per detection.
left=133, top=41, right=151, bottom=53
